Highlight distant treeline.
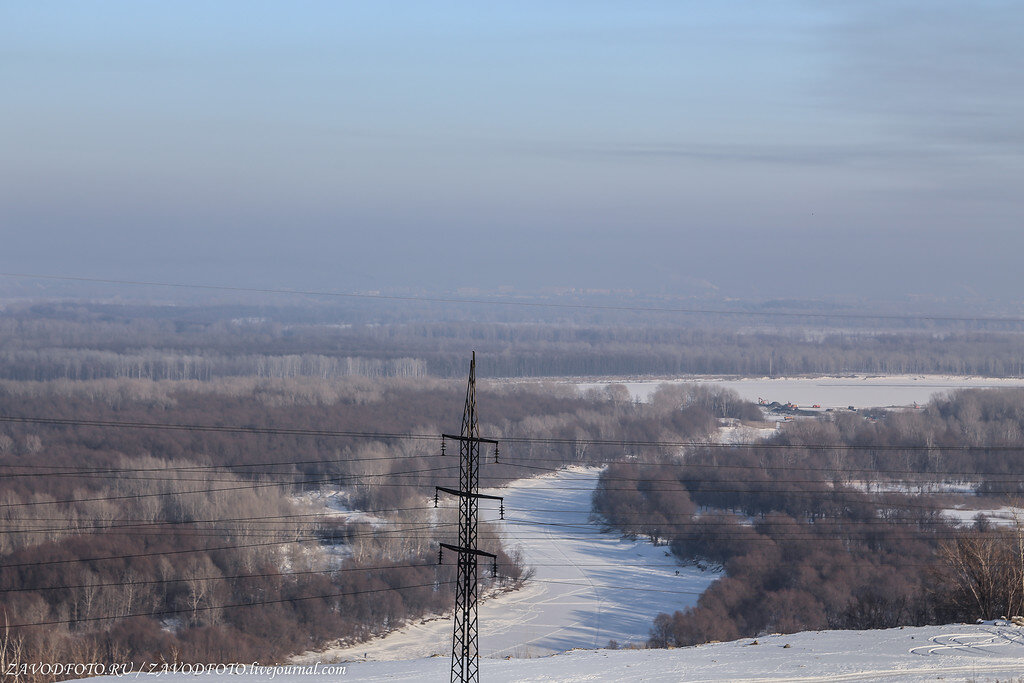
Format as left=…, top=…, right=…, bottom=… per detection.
left=3, top=303, right=1024, bottom=379
left=0, top=348, right=427, bottom=381
left=591, top=388, right=1024, bottom=647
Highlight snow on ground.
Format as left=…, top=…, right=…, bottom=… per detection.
left=292, top=489, right=390, bottom=526
left=849, top=480, right=978, bottom=495
left=716, top=422, right=778, bottom=444
left=292, top=468, right=717, bottom=663
left=572, top=374, right=1024, bottom=409
left=945, top=505, right=1024, bottom=527
left=87, top=623, right=1024, bottom=682
left=287, top=490, right=394, bottom=566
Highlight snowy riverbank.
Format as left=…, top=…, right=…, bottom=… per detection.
left=291, top=468, right=717, bottom=663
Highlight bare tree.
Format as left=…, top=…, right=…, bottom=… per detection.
left=939, top=532, right=1013, bottom=620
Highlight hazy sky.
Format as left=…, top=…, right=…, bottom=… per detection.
left=2, top=2, right=1022, bottom=301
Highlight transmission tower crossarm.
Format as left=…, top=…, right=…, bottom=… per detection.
left=435, top=486, right=504, bottom=502
left=439, top=542, right=497, bottom=560
left=441, top=433, right=499, bottom=445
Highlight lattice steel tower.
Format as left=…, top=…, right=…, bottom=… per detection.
left=436, top=352, right=501, bottom=683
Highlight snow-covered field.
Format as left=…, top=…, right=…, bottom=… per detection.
left=292, top=468, right=717, bottom=663
left=573, top=374, right=1024, bottom=409
left=945, top=505, right=1024, bottom=527
left=89, top=623, right=1024, bottom=682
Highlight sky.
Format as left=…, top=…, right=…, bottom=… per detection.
left=2, top=2, right=1022, bottom=303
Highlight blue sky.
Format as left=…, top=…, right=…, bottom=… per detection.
left=2, top=2, right=1022, bottom=301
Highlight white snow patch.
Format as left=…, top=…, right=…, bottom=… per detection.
left=715, top=423, right=778, bottom=444
left=945, top=505, right=1024, bottom=527
left=849, top=480, right=978, bottom=495
left=292, top=489, right=389, bottom=527
left=85, top=623, right=1024, bottom=682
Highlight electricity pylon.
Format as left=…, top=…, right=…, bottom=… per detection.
left=436, top=352, right=502, bottom=683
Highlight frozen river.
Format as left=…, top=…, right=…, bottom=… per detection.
left=294, top=468, right=716, bottom=663
left=290, top=374, right=1024, bottom=666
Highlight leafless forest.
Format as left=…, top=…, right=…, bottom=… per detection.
left=2, top=301, right=1024, bottom=680
left=4, top=301, right=1024, bottom=381
left=595, top=388, right=1024, bottom=645
left=0, top=367, right=728, bottom=677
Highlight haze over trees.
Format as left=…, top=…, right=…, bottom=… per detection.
left=2, top=302, right=1024, bottom=381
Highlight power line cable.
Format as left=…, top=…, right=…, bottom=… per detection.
left=10, top=412, right=1024, bottom=457
left=0, top=467, right=456, bottom=485
left=504, top=455, right=1024, bottom=478
left=6, top=452, right=1024, bottom=480
left=0, top=451, right=455, bottom=476
left=0, top=519, right=456, bottom=537
left=0, top=469, right=1000, bottom=516
left=0, top=505, right=978, bottom=536
left=0, top=414, right=439, bottom=442
left=0, top=543, right=317, bottom=570
left=0, top=561, right=444, bottom=595
left=0, top=507, right=435, bottom=525
left=3, top=579, right=459, bottom=630
left=0, top=506, right=521, bottom=571
left=0, top=520, right=486, bottom=570
left=7, top=545, right=1008, bottom=631
left=0, top=464, right=458, bottom=509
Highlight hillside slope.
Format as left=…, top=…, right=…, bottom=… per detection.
left=86, top=623, right=1024, bottom=682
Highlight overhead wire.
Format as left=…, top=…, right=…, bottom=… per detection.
left=0, top=450, right=458, bottom=477
left=0, top=464, right=459, bottom=509
left=9, top=412, right=1024, bottom=455
left=0, top=532, right=404, bottom=570
left=0, top=414, right=438, bottom=443
left=3, top=579, right=459, bottom=630
left=0, top=466, right=457, bottom=485
left=0, top=507, right=435, bottom=525
left=0, top=561, right=445, bottom=595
